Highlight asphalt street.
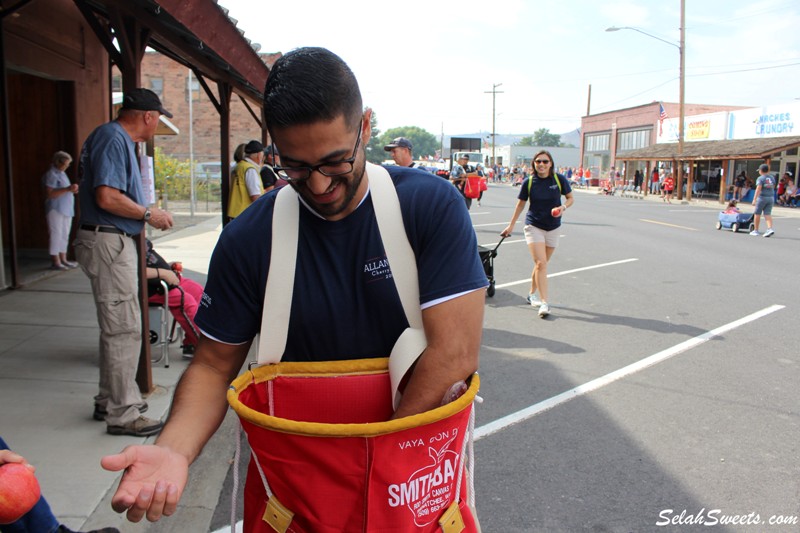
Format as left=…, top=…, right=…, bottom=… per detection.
left=210, top=183, right=800, bottom=533
left=471, top=184, right=799, bottom=533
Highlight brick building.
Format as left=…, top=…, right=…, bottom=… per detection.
left=580, top=101, right=748, bottom=179
left=115, top=51, right=281, bottom=166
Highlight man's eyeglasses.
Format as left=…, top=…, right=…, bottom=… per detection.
left=534, top=159, right=551, bottom=164
left=273, top=125, right=362, bottom=183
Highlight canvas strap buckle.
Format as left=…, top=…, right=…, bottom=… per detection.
left=263, top=495, right=294, bottom=532
left=438, top=501, right=466, bottom=533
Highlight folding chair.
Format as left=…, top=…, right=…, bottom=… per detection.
left=148, top=279, right=172, bottom=368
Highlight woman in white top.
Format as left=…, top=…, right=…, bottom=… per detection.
left=41, top=151, right=78, bottom=270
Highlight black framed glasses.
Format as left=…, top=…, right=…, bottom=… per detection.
left=534, top=159, right=551, bottom=164
left=273, top=125, right=362, bottom=183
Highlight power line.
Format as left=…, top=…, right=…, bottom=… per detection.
left=688, top=61, right=800, bottom=77
left=592, top=61, right=799, bottom=112
left=685, top=1, right=797, bottom=28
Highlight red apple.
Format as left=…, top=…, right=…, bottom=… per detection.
left=551, top=206, right=562, bottom=217
left=0, top=463, right=41, bottom=524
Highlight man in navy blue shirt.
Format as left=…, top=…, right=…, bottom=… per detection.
left=101, top=48, right=487, bottom=524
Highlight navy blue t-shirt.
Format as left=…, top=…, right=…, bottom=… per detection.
left=196, top=165, right=487, bottom=362
left=518, top=173, right=571, bottom=231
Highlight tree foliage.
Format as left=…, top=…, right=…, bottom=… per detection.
left=153, top=146, right=218, bottom=202
left=517, top=128, right=562, bottom=147
left=379, top=126, right=439, bottom=160
left=365, top=111, right=384, bottom=164
left=533, top=128, right=562, bottom=147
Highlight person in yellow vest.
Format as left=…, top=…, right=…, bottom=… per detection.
left=227, top=140, right=264, bottom=220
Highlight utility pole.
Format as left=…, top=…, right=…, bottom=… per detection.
left=484, top=83, right=503, bottom=167
left=586, top=83, right=592, bottom=116
left=677, top=0, right=686, bottom=200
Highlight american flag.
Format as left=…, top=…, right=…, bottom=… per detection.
left=659, top=103, right=668, bottom=135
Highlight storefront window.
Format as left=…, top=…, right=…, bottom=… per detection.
left=618, top=129, right=651, bottom=151
left=585, top=133, right=610, bottom=152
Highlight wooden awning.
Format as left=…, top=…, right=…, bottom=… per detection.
left=76, top=0, right=271, bottom=105
left=617, top=136, right=800, bottom=161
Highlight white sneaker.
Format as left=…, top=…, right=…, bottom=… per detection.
left=538, top=303, right=550, bottom=318
left=526, top=293, right=542, bottom=308
left=749, top=230, right=760, bottom=236
left=763, top=229, right=774, bottom=238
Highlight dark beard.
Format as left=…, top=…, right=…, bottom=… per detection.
left=293, top=156, right=366, bottom=219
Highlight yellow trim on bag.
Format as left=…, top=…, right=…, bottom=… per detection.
left=228, top=357, right=480, bottom=437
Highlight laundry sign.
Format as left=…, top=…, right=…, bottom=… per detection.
left=686, top=119, right=711, bottom=140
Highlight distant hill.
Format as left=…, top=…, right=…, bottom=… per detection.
left=444, top=129, right=580, bottom=148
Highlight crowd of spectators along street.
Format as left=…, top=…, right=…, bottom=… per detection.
left=430, top=162, right=797, bottom=209
left=454, top=164, right=589, bottom=188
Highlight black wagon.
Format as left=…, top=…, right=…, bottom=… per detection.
left=478, top=236, right=506, bottom=297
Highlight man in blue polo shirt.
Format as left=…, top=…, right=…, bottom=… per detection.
left=100, top=48, right=486, bottom=525
left=75, top=88, right=174, bottom=437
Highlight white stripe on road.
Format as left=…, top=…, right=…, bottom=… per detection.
left=495, top=258, right=639, bottom=289
left=474, top=304, right=785, bottom=441
left=481, top=238, right=526, bottom=247
left=640, top=218, right=699, bottom=231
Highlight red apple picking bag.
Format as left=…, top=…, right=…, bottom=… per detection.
left=227, top=164, right=481, bottom=533
left=463, top=175, right=482, bottom=199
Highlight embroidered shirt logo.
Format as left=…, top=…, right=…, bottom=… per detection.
left=363, top=255, right=392, bottom=283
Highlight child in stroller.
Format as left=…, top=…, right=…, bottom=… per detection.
left=716, top=200, right=754, bottom=233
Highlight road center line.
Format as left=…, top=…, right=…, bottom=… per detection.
left=495, top=258, right=639, bottom=289
left=474, top=304, right=785, bottom=441
left=480, top=238, right=526, bottom=248
left=640, top=218, right=699, bottom=231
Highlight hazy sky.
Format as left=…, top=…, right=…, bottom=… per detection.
left=220, top=0, right=800, bottom=136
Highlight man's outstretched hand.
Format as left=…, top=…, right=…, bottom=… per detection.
left=101, top=445, right=189, bottom=523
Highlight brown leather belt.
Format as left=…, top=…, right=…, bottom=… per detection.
left=80, top=224, right=134, bottom=238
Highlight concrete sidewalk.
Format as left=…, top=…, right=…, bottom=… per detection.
left=0, top=215, right=236, bottom=533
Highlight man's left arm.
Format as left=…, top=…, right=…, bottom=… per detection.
left=392, top=289, right=484, bottom=419
left=96, top=185, right=173, bottom=230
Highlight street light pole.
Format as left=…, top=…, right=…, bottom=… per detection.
left=606, top=2, right=686, bottom=197
left=485, top=83, right=503, bottom=167
left=678, top=0, right=686, bottom=198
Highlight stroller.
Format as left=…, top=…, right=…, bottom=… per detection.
left=716, top=210, right=755, bottom=233
left=478, top=236, right=506, bottom=297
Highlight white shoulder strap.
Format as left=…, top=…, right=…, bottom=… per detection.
left=256, top=163, right=427, bottom=405
left=257, top=184, right=299, bottom=363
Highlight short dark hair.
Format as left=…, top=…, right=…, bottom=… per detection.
left=264, top=47, right=363, bottom=132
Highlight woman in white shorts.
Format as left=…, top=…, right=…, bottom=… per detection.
left=41, top=151, right=78, bottom=270
left=501, top=150, right=574, bottom=318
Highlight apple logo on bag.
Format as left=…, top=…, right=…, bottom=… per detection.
left=387, top=431, right=460, bottom=526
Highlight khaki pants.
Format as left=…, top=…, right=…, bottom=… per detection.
left=74, top=229, right=144, bottom=426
